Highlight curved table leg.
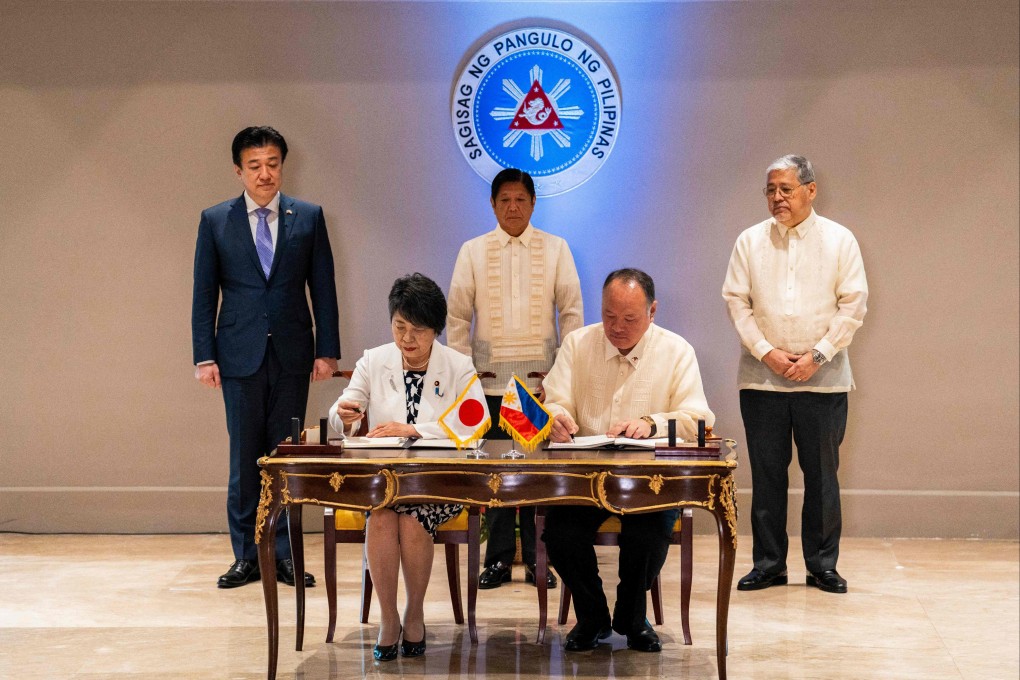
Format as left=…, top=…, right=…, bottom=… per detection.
left=257, top=476, right=283, bottom=680
left=711, top=496, right=736, bottom=680
left=323, top=508, right=337, bottom=643
left=680, top=508, right=694, bottom=645
left=467, top=507, right=480, bottom=644
left=289, top=506, right=305, bottom=651
left=534, top=506, right=548, bottom=645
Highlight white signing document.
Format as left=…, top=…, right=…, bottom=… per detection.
left=343, top=437, right=485, bottom=450
left=547, top=435, right=677, bottom=450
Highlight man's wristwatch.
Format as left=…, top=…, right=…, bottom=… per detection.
left=640, top=416, right=657, bottom=437
left=811, top=349, right=827, bottom=365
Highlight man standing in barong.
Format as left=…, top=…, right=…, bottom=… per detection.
left=447, top=168, right=583, bottom=591
left=723, top=154, right=868, bottom=595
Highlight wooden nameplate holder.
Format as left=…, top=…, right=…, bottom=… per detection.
left=272, top=419, right=345, bottom=457
left=653, top=421, right=723, bottom=459
left=274, top=441, right=345, bottom=457
left=654, top=441, right=722, bottom=459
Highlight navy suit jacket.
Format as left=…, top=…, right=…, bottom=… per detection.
left=191, top=193, right=341, bottom=378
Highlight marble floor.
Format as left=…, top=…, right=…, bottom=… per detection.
left=0, top=532, right=1017, bottom=679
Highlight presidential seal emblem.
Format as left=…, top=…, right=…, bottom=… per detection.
left=452, top=25, right=621, bottom=196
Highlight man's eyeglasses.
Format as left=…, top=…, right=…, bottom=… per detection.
left=763, top=183, right=807, bottom=199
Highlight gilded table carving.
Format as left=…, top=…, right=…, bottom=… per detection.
left=255, top=443, right=737, bottom=680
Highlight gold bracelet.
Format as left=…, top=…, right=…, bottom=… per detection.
left=640, top=415, right=657, bottom=437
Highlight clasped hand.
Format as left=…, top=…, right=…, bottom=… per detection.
left=763, top=349, right=820, bottom=383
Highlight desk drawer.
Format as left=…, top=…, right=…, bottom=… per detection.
left=393, top=469, right=602, bottom=507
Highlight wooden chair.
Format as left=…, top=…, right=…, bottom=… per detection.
left=322, top=370, right=488, bottom=643
left=551, top=510, right=694, bottom=645
left=323, top=505, right=478, bottom=642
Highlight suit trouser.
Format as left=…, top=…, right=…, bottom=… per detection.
left=739, top=389, right=847, bottom=575
left=484, top=506, right=537, bottom=566
left=482, top=394, right=539, bottom=567
left=221, top=337, right=310, bottom=561
left=542, top=506, right=678, bottom=628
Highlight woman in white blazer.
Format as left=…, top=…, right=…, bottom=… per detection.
left=329, top=274, right=488, bottom=661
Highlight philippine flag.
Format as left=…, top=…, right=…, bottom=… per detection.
left=498, top=375, right=552, bottom=451
left=438, top=373, right=491, bottom=448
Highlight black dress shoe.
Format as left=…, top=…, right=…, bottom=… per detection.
left=613, top=619, right=662, bottom=653
left=478, top=561, right=512, bottom=589
left=563, top=619, right=612, bottom=651
left=217, top=560, right=260, bottom=588
left=737, top=568, right=788, bottom=591
left=807, top=569, right=847, bottom=593
left=400, top=625, right=426, bottom=658
left=373, top=626, right=400, bottom=662
left=524, top=563, right=558, bottom=589
left=276, top=559, right=316, bottom=587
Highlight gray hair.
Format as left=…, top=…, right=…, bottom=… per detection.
left=766, top=155, right=815, bottom=184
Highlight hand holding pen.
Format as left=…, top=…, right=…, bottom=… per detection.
left=336, top=400, right=364, bottom=427
left=550, top=413, right=579, bottom=443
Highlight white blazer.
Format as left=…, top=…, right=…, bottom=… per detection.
left=328, top=340, right=488, bottom=439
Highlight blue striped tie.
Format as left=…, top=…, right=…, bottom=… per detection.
left=254, top=207, right=273, bottom=278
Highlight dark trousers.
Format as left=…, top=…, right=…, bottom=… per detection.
left=542, top=506, right=678, bottom=629
left=739, top=389, right=847, bottom=575
left=221, top=338, right=310, bottom=561
left=484, top=506, right=537, bottom=566
left=484, top=394, right=511, bottom=441
left=482, top=394, right=539, bottom=566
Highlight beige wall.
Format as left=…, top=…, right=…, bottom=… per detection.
left=1, top=0, right=1017, bottom=538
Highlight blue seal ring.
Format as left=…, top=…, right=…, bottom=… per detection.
left=451, top=26, right=622, bottom=196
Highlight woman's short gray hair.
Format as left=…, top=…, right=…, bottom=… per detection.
left=766, top=155, right=815, bottom=184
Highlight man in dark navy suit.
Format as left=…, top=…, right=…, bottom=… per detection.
left=192, top=126, right=340, bottom=588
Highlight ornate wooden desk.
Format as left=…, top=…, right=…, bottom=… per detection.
left=255, top=441, right=738, bottom=680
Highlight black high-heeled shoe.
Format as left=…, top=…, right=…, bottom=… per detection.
left=374, top=626, right=401, bottom=662
left=400, top=625, right=426, bottom=658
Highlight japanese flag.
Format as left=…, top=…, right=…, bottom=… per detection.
left=438, top=373, right=491, bottom=448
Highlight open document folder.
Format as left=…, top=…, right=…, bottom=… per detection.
left=546, top=435, right=682, bottom=450
left=342, top=436, right=485, bottom=450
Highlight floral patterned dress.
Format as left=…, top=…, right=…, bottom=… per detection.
left=387, top=369, right=462, bottom=536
